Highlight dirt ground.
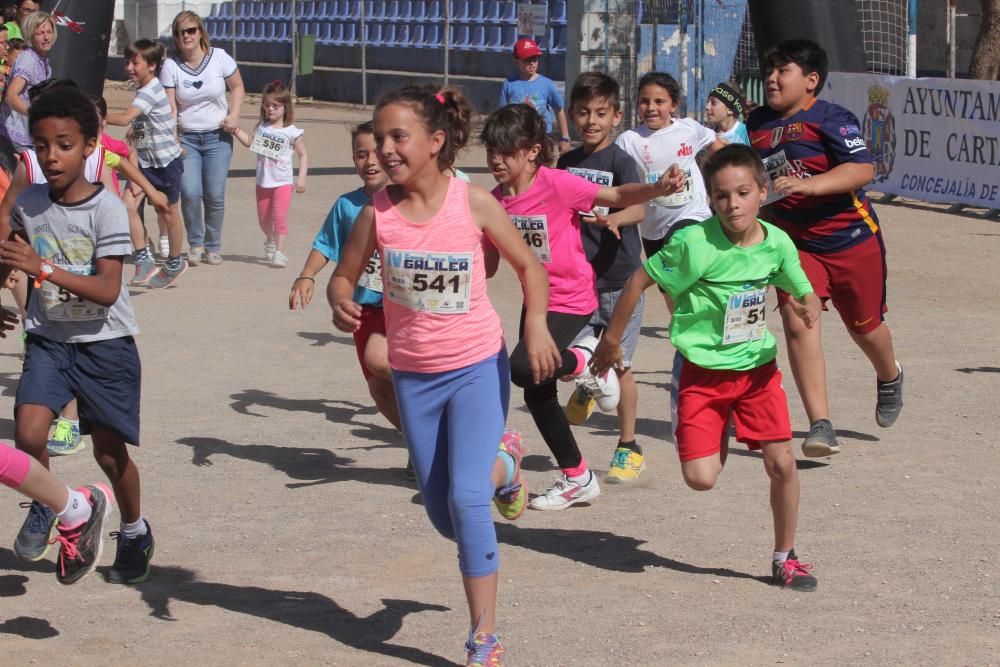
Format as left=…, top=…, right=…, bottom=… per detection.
left=0, top=89, right=997, bottom=666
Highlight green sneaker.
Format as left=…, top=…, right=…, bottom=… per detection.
left=493, top=429, right=527, bottom=520
left=47, top=419, right=85, bottom=456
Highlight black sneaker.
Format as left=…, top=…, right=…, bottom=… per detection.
left=876, top=362, right=903, bottom=428
left=801, top=419, right=840, bottom=458
left=14, top=501, right=57, bottom=561
left=54, top=484, right=114, bottom=585
left=771, top=550, right=818, bottom=591
left=107, top=519, right=154, bottom=584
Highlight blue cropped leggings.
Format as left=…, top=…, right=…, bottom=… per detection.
left=392, top=348, right=509, bottom=578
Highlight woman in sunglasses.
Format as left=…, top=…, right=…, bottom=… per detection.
left=160, top=10, right=245, bottom=266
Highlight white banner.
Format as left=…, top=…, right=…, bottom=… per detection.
left=824, top=73, right=1000, bottom=209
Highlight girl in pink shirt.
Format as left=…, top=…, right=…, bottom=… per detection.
left=330, top=85, right=559, bottom=665
left=481, top=103, right=685, bottom=511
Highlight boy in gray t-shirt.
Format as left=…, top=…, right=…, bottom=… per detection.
left=0, top=85, right=155, bottom=585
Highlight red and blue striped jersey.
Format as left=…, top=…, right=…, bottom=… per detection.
left=747, top=99, right=880, bottom=254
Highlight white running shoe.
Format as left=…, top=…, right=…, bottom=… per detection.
left=575, top=367, right=620, bottom=412
left=271, top=251, right=288, bottom=268
left=264, top=242, right=276, bottom=262
left=528, top=473, right=601, bottom=511
left=568, top=335, right=619, bottom=412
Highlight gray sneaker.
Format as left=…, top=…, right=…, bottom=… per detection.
left=876, top=362, right=903, bottom=428
left=206, top=252, right=223, bottom=265
left=130, top=255, right=159, bottom=286
left=187, top=247, right=204, bottom=266
left=148, top=261, right=188, bottom=289
left=801, top=419, right=840, bottom=457
left=14, top=501, right=57, bottom=561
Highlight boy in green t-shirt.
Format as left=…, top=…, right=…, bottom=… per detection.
left=592, top=144, right=821, bottom=591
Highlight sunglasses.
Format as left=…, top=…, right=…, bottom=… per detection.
left=179, top=26, right=199, bottom=36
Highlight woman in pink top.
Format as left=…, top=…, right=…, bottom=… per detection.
left=330, top=85, right=559, bottom=666
left=481, top=103, right=685, bottom=511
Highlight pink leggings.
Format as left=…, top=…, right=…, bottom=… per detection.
left=0, top=443, right=30, bottom=488
left=256, top=184, right=293, bottom=237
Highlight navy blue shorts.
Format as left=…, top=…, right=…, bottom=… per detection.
left=142, top=157, right=183, bottom=204
left=16, top=334, right=142, bottom=445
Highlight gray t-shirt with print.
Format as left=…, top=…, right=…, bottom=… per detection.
left=11, top=185, right=139, bottom=343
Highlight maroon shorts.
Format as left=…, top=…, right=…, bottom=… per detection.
left=674, top=360, right=793, bottom=462
left=777, top=233, right=887, bottom=335
left=352, top=305, right=386, bottom=380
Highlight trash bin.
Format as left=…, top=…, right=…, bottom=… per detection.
left=296, top=32, right=315, bottom=76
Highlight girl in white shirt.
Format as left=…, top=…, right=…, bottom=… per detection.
left=229, top=80, right=308, bottom=268
left=615, top=72, right=725, bottom=261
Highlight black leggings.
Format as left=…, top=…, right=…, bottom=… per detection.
left=509, top=309, right=593, bottom=470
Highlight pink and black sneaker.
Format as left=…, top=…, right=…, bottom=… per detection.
left=771, top=549, right=817, bottom=592
left=53, top=484, right=115, bottom=585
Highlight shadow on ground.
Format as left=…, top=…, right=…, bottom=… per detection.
left=131, top=565, right=452, bottom=666
left=297, top=331, right=354, bottom=348
left=956, top=366, right=1000, bottom=374
left=176, top=436, right=414, bottom=491
left=495, top=524, right=770, bottom=584
left=0, top=616, right=58, bottom=639
left=229, top=389, right=401, bottom=445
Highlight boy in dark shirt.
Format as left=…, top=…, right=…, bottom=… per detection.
left=747, top=40, right=902, bottom=457
left=556, top=72, right=647, bottom=483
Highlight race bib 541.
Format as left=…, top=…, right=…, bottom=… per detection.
left=383, top=249, right=472, bottom=314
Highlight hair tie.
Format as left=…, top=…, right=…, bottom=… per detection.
left=271, top=79, right=283, bottom=87
left=434, top=93, right=446, bottom=104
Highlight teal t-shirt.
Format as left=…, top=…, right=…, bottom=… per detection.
left=643, top=216, right=813, bottom=371
left=312, top=187, right=383, bottom=307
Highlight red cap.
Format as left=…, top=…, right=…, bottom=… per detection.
left=513, top=38, right=543, bottom=59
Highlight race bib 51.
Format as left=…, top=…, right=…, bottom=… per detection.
left=722, top=288, right=767, bottom=345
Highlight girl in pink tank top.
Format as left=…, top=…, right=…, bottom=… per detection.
left=479, top=103, right=687, bottom=511
left=330, top=85, right=559, bottom=665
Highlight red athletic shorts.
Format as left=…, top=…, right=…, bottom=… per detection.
left=352, top=305, right=386, bottom=380
left=776, top=233, right=887, bottom=335
left=674, top=359, right=793, bottom=462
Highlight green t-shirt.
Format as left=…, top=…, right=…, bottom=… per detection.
left=4, top=22, right=22, bottom=41
left=643, top=216, right=813, bottom=371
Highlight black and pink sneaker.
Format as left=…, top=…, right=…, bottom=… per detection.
left=54, top=484, right=114, bottom=585
left=771, top=549, right=817, bottom=592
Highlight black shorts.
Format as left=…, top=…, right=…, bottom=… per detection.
left=16, top=334, right=142, bottom=445
left=141, top=157, right=184, bottom=204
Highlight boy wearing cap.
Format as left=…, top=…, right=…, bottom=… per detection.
left=499, top=38, right=571, bottom=154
